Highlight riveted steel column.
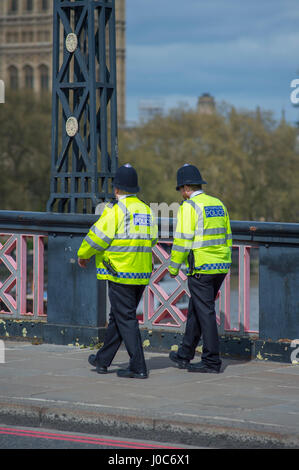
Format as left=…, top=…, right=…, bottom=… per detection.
left=47, top=0, right=118, bottom=214
left=45, top=1, right=119, bottom=344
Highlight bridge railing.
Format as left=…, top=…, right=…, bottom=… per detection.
left=0, top=233, right=46, bottom=319
left=140, top=241, right=259, bottom=336
left=0, top=211, right=298, bottom=343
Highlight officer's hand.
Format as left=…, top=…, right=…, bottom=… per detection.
left=170, top=274, right=177, bottom=278
left=78, top=258, right=90, bottom=268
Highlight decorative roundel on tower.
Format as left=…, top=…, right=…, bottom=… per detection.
left=65, top=33, right=78, bottom=53
left=66, top=116, right=78, bottom=137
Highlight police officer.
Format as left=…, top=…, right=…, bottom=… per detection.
left=78, top=164, right=157, bottom=379
left=168, top=164, right=232, bottom=373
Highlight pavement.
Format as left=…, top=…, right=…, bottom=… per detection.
left=0, top=341, right=299, bottom=449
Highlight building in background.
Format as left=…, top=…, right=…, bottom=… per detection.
left=115, top=0, right=126, bottom=126
left=197, top=92, right=215, bottom=114
left=138, top=99, right=164, bottom=123
left=0, top=0, right=126, bottom=125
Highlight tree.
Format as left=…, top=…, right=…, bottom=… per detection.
left=118, top=104, right=299, bottom=222
left=0, top=90, right=52, bottom=211
left=0, top=92, right=298, bottom=222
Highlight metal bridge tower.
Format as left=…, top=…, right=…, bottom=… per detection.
left=47, top=0, right=118, bottom=214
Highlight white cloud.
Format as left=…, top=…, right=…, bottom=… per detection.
left=127, top=31, right=299, bottom=72
left=125, top=0, right=299, bottom=124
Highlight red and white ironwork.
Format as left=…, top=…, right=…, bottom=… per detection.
left=0, top=233, right=46, bottom=319
left=141, top=241, right=190, bottom=330
left=0, top=233, right=258, bottom=335
left=141, top=242, right=258, bottom=335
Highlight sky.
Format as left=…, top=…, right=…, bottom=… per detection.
left=126, top=0, right=299, bottom=125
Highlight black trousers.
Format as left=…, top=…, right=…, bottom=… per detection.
left=95, top=281, right=147, bottom=373
left=178, top=273, right=226, bottom=369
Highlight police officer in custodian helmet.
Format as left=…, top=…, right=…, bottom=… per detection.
left=169, top=164, right=232, bottom=373
left=78, top=164, right=158, bottom=379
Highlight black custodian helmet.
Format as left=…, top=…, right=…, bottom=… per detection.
left=113, top=164, right=140, bottom=193
left=176, top=164, right=207, bottom=191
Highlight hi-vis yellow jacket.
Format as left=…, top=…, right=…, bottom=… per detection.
left=78, top=196, right=158, bottom=285
left=169, top=192, right=232, bottom=276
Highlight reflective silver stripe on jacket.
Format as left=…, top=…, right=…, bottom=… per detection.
left=169, top=260, right=181, bottom=270
left=181, top=199, right=204, bottom=238
left=117, top=200, right=131, bottom=236
left=85, top=235, right=105, bottom=251
left=185, top=199, right=204, bottom=228
left=172, top=244, right=190, bottom=253
left=174, top=232, right=194, bottom=240
left=192, top=238, right=227, bottom=249
left=204, top=227, right=227, bottom=236
left=194, top=227, right=227, bottom=237
left=106, top=245, right=152, bottom=253
left=184, top=199, right=203, bottom=217
left=90, top=225, right=112, bottom=245
left=114, top=233, right=152, bottom=240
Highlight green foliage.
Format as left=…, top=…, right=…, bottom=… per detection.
left=0, top=92, right=298, bottom=222
left=0, top=89, right=51, bottom=211
left=119, top=104, right=299, bottom=222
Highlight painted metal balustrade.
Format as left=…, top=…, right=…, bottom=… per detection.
left=0, top=213, right=260, bottom=336
left=0, top=233, right=46, bottom=319
left=139, top=241, right=258, bottom=335
left=1, top=212, right=298, bottom=344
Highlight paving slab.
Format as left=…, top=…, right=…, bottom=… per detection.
left=0, top=341, right=299, bottom=448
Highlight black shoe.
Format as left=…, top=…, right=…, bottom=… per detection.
left=169, top=351, right=190, bottom=369
left=117, top=369, right=148, bottom=379
left=96, top=365, right=108, bottom=374
left=88, top=354, right=97, bottom=367
left=187, top=361, right=221, bottom=373
left=88, top=354, right=108, bottom=374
